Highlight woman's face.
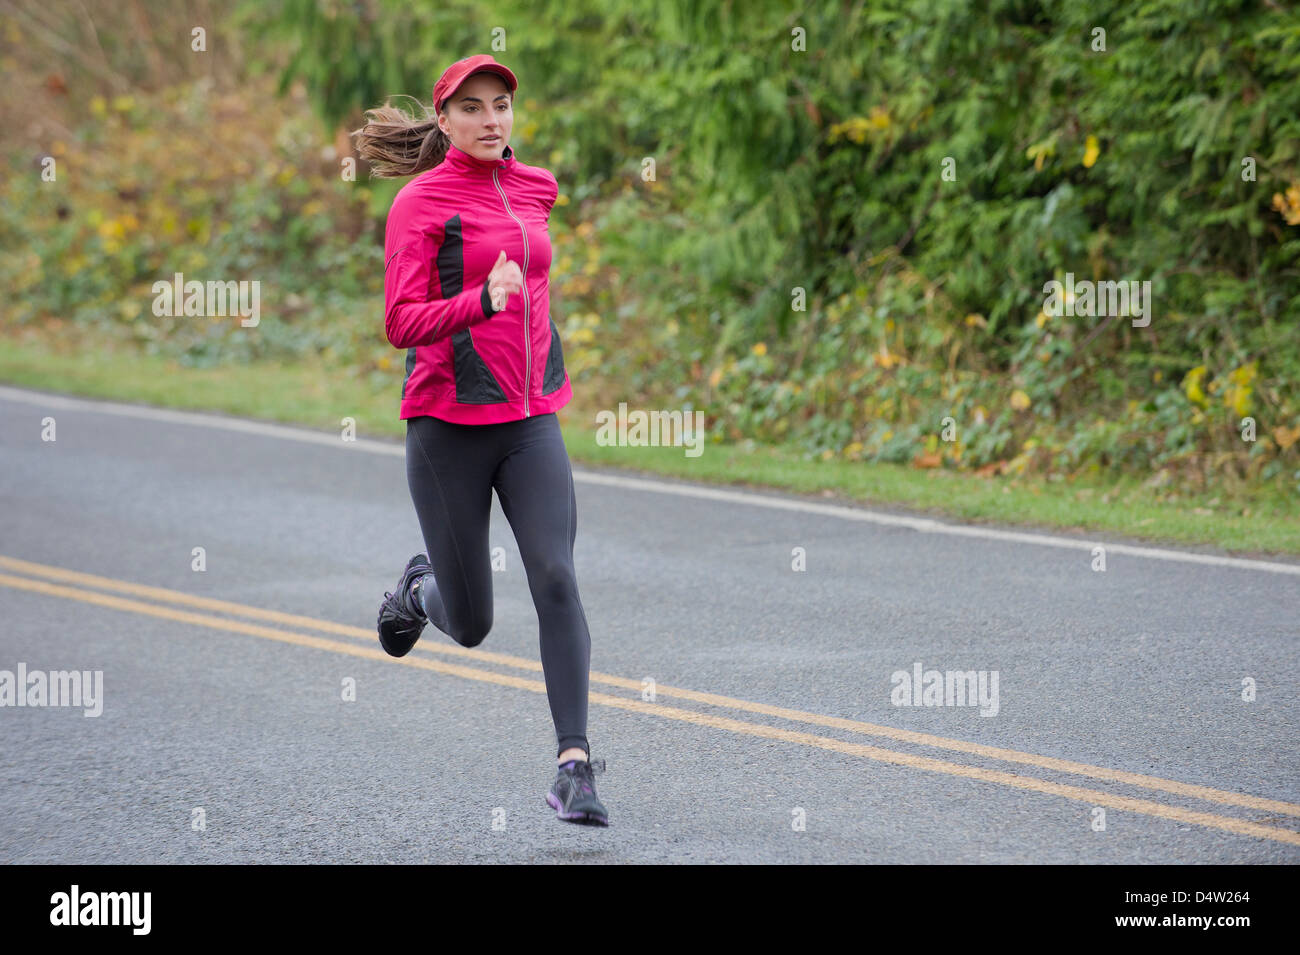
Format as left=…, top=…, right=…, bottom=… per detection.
left=439, top=72, right=513, bottom=160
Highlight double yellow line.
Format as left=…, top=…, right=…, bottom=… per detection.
left=3, top=552, right=1298, bottom=847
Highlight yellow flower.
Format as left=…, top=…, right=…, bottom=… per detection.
left=1273, top=184, right=1300, bottom=225
left=831, top=111, right=890, bottom=144
left=1182, top=365, right=1208, bottom=407
left=1035, top=310, right=1048, bottom=328
left=1082, top=134, right=1100, bottom=169
left=1227, top=363, right=1257, bottom=388
left=1010, top=389, right=1031, bottom=411
left=1223, top=362, right=1257, bottom=417
left=752, top=342, right=767, bottom=356
left=829, top=117, right=871, bottom=144
left=1026, top=139, right=1055, bottom=171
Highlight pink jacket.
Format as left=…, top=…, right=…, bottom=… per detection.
left=383, top=141, right=572, bottom=424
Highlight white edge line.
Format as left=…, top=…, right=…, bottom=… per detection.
left=3, top=384, right=1297, bottom=576
left=0, top=384, right=404, bottom=456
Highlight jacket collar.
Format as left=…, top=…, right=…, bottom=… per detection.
left=443, top=140, right=515, bottom=177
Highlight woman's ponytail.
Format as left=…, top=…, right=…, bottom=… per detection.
left=351, top=96, right=449, bottom=178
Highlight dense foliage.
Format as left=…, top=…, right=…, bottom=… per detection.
left=2, top=0, right=1297, bottom=492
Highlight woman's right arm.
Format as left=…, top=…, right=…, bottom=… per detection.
left=383, top=196, right=496, bottom=350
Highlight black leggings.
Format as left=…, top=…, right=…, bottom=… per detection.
left=405, top=412, right=591, bottom=758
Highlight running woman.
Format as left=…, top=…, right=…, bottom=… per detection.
left=352, top=54, right=607, bottom=826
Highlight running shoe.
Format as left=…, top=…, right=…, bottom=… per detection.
left=547, top=757, right=609, bottom=826
left=377, top=554, right=431, bottom=657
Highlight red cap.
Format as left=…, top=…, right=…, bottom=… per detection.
left=432, top=54, right=518, bottom=113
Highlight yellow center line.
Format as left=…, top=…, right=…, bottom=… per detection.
left=5, top=554, right=1297, bottom=818
left=2, top=568, right=1298, bottom=847
left=5, top=556, right=1294, bottom=815
left=4, top=553, right=1297, bottom=818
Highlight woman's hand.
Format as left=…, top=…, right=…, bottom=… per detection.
left=486, top=249, right=524, bottom=312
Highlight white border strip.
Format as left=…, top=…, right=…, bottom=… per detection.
left=3, top=384, right=1296, bottom=576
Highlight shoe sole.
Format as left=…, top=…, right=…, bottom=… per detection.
left=546, top=791, right=609, bottom=826
left=377, top=623, right=423, bottom=658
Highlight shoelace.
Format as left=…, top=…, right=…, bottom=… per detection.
left=561, top=758, right=606, bottom=782
left=380, top=590, right=409, bottom=617
left=381, top=574, right=424, bottom=619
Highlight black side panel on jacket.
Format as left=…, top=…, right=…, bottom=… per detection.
left=438, top=214, right=506, bottom=404
left=542, top=319, right=566, bottom=395
left=400, top=346, right=417, bottom=400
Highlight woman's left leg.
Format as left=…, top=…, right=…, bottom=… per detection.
left=490, top=412, right=592, bottom=761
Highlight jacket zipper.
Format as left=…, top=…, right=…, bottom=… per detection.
left=492, top=167, right=530, bottom=417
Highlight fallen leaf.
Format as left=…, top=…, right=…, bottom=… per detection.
left=1273, top=425, right=1300, bottom=450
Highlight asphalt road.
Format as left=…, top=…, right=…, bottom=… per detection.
left=1, top=384, right=1297, bottom=863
